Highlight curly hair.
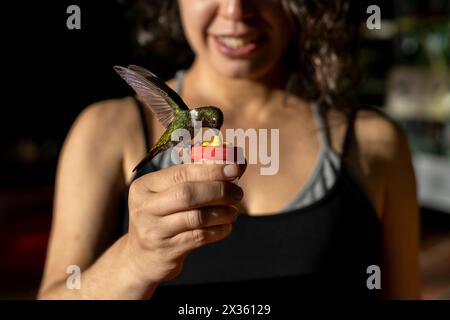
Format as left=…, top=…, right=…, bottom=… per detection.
left=123, top=0, right=361, bottom=113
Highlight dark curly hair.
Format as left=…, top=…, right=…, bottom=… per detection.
left=123, top=0, right=361, bottom=113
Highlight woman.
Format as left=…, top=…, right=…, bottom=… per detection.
left=38, top=0, right=420, bottom=299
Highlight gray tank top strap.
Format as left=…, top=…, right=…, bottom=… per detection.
left=310, top=103, right=331, bottom=151
left=310, top=103, right=341, bottom=167
left=175, top=70, right=186, bottom=96
left=279, top=102, right=342, bottom=212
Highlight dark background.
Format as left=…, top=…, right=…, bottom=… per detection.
left=0, top=0, right=449, bottom=299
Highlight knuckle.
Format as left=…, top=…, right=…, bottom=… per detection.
left=129, top=198, right=151, bottom=221
left=135, top=226, right=151, bottom=243
left=132, top=228, right=151, bottom=249
left=216, top=181, right=226, bottom=199
left=128, top=180, right=138, bottom=195
left=175, top=184, right=193, bottom=206
left=191, top=229, right=208, bottom=245
left=128, top=181, right=140, bottom=203
left=129, top=175, right=146, bottom=194
left=185, top=209, right=203, bottom=229
left=128, top=197, right=144, bottom=219
left=154, top=237, right=170, bottom=252
left=128, top=180, right=152, bottom=212
left=172, top=166, right=188, bottom=184
left=143, top=230, right=167, bottom=252
left=145, top=229, right=160, bottom=245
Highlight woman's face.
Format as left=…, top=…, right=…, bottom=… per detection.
left=178, top=0, right=293, bottom=80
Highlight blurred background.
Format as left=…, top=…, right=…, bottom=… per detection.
left=0, top=0, right=449, bottom=299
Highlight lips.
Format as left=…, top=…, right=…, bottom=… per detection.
left=211, top=33, right=262, bottom=58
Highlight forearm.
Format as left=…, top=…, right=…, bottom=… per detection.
left=37, top=235, right=159, bottom=300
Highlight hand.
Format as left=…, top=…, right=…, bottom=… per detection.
left=125, top=162, right=246, bottom=284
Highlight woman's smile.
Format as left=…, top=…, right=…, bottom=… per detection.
left=179, top=0, right=292, bottom=79
left=210, top=33, right=264, bottom=58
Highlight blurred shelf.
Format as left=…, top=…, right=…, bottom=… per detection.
left=413, top=153, right=450, bottom=214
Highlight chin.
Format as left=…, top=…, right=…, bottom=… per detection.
left=210, top=58, right=275, bottom=81
left=216, top=65, right=254, bottom=79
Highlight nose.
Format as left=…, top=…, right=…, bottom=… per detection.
left=218, top=0, right=253, bottom=21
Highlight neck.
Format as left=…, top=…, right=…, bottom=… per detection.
left=186, top=58, right=290, bottom=115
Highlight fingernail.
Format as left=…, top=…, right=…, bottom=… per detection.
left=223, top=164, right=239, bottom=178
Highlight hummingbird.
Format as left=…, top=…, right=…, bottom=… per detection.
left=114, top=65, right=224, bottom=172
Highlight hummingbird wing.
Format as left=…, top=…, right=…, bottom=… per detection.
left=128, top=65, right=189, bottom=113
left=114, top=65, right=189, bottom=128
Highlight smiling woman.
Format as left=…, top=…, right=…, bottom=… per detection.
left=37, top=0, right=420, bottom=301
left=179, top=0, right=293, bottom=80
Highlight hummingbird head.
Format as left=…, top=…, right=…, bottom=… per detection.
left=197, top=106, right=224, bottom=130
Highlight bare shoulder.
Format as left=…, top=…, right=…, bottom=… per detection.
left=352, top=107, right=411, bottom=163
left=73, top=96, right=139, bottom=142
left=350, top=106, right=414, bottom=196
left=62, top=96, right=149, bottom=182
left=326, top=106, right=413, bottom=218
left=326, top=106, right=410, bottom=159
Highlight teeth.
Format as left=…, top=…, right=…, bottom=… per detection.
left=218, top=36, right=249, bottom=48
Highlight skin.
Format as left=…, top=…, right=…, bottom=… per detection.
left=38, top=0, right=420, bottom=299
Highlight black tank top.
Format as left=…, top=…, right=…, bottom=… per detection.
left=118, top=98, right=382, bottom=301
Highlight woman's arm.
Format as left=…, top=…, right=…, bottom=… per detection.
left=355, top=109, right=420, bottom=299
left=38, top=234, right=158, bottom=299
left=369, top=117, right=421, bottom=299
left=38, top=100, right=157, bottom=299
left=349, top=108, right=421, bottom=299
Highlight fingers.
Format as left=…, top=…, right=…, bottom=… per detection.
left=137, top=163, right=245, bottom=192
left=170, top=223, right=234, bottom=254
left=145, top=181, right=244, bottom=216
left=158, top=206, right=238, bottom=238
left=127, top=160, right=247, bottom=260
